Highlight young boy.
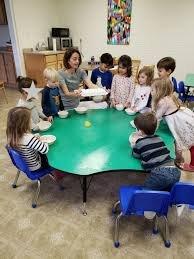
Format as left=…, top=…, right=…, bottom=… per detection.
left=16, top=76, right=52, bottom=131
left=147, top=56, right=176, bottom=107
left=42, top=68, right=63, bottom=117
left=130, top=112, right=180, bottom=191
left=91, top=53, right=113, bottom=90
left=157, top=56, right=176, bottom=80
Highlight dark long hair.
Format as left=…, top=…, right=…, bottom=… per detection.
left=118, top=55, right=132, bottom=77
left=63, top=48, right=82, bottom=69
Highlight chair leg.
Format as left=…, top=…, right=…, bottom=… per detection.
left=12, top=170, right=20, bottom=188
left=153, top=215, right=159, bottom=234
left=49, top=173, right=64, bottom=190
left=114, top=212, right=123, bottom=248
left=32, top=179, right=41, bottom=208
left=2, top=86, right=8, bottom=103
left=163, top=216, right=171, bottom=248
left=112, top=200, right=120, bottom=214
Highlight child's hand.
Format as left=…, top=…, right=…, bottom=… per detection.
left=111, top=99, right=116, bottom=107
left=124, top=102, right=130, bottom=108
left=47, top=116, right=53, bottom=123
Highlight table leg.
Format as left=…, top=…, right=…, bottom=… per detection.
left=82, top=176, right=87, bottom=216
left=79, top=176, right=93, bottom=216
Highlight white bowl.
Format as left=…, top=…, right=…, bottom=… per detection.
left=40, top=135, right=56, bottom=145
left=58, top=110, right=68, bottom=118
left=116, top=104, right=124, bottom=111
left=93, top=95, right=104, bottom=103
left=37, top=121, right=51, bottom=131
left=125, top=108, right=136, bottom=115
left=74, top=106, right=88, bottom=114
left=139, top=107, right=152, bottom=114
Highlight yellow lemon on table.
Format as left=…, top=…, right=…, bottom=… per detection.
left=84, top=120, right=92, bottom=128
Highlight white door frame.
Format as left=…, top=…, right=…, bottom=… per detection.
left=4, top=0, right=24, bottom=76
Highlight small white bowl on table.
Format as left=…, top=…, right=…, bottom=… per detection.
left=40, top=135, right=56, bottom=145
left=125, top=108, right=136, bottom=115
left=115, top=104, right=124, bottom=111
left=74, top=106, right=88, bottom=114
left=58, top=110, right=69, bottom=118
left=37, top=121, right=52, bottom=131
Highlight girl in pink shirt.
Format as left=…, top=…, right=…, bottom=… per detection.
left=110, top=55, right=135, bottom=108
left=151, top=78, right=194, bottom=171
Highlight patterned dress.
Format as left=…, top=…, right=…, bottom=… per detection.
left=155, top=96, right=194, bottom=151
left=110, top=74, right=135, bottom=106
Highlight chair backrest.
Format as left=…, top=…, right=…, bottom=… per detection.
left=177, top=81, right=186, bottom=99
left=170, top=182, right=194, bottom=206
left=128, top=190, right=170, bottom=216
left=132, top=59, right=141, bottom=80
left=6, top=145, right=31, bottom=175
left=172, top=77, right=178, bottom=92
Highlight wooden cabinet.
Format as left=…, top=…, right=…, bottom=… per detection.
left=0, top=51, right=17, bottom=87
left=0, top=0, right=7, bottom=25
left=24, top=51, right=65, bottom=87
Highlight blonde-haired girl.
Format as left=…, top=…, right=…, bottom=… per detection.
left=131, top=66, right=154, bottom=112
left=151, top=78, right=194, bottom=171
left=6, top=107, right=49, bottom=171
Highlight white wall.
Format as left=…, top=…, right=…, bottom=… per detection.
left=10, top=0, right=62, bottom=75
left=0, top=25, right=10, bottom=46
left=58, top=0, right=194, bottom=80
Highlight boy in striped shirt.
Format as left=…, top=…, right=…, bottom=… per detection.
left=131, top=112, right=180, bottom=191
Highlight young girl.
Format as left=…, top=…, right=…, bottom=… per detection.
left=151, top=78, right=194, bottom=171
left=131, top=66, right=154, bottom=112
left=58, top=48, right=97, bottom=110
left=16, top=76, right=52, bottom=131
left=6, top=107, right=49, bottom=171
left=42, top=68, right=63, bottom=116
left=110, top=55, right=135, bottom=108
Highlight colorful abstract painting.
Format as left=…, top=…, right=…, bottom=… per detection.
left=107, top=0, right=132, bottom=45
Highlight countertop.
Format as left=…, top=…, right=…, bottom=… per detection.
left=23, top=50, right=66, bottom=56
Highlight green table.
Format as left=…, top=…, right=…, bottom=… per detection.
left=44, top=109, right=175, bottom=214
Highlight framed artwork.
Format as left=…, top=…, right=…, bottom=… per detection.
left=107, top=0, right=132, bottom=45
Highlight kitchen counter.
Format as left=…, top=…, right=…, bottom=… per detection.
left=23, top=50, right=66, bottom=55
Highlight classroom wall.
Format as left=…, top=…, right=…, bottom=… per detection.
left=10, top=0, right=61, bottom=74
left=58, top=0, right=194, bottom=80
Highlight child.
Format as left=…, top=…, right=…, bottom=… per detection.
left=58, top=48, right=97, bottom=110
left=16, top=76, right=52, bottom=131
left=91, top=53, right=113, bottom=90
left=6, top=107, right=64, bottom=180
left=131, top=112, right=180, bottom=190
left=42, top=68, right=63, bottom=116
left=110, top=55, right=135, bottom=108
left=157, top=57, right=176, bottom=80
left=6, top=107, right=49, bottom=171
left=151, top=78, right=194, bottom=171
left=131, top=66, right=154, bottom=112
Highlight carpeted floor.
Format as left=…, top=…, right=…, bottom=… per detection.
left=0, top=88, right=194, bottom=259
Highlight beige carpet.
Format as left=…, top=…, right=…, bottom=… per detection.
left=0, top=88, right=194, bottom=259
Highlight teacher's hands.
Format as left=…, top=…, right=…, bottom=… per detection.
left=74, top=89, right=82, bottom=97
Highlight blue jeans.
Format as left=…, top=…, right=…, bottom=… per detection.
left=144, top=166, right=181, bottom=191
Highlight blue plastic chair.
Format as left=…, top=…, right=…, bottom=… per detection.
left=6, top=145, right=64, bottom=208
left=170, top=182, right=194, bottom=209
left=172, top=77, right=178, bottom=92
left=113, top=185, right=171, bottom=248
left=177, top=81, right=194, bottom=103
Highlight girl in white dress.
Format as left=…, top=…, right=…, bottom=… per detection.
left=131, top=66, right=154, bottom=112
left=151, top=78, right=194, bottom=171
